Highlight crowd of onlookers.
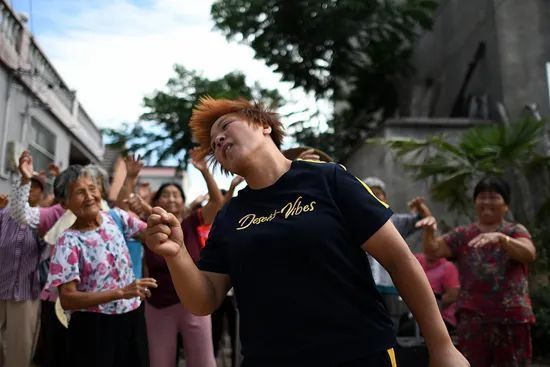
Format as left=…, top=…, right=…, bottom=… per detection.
left=0, top=149, right=240, bottom=367
left=0, top=144, right=537, bottom=367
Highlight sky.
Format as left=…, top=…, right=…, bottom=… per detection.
left=8, top=0, right=330, bottom=200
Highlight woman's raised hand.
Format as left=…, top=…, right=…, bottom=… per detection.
left=415, top=215, right=437, bottom=231
left=18, top=151, right=34, bottom=182
left=127, top=193, right=152, bottom=217
left=125, top=153, right=144, bottom=179
left=190, top=147, right=208, bottom=172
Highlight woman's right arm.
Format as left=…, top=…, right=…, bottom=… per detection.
left=145, top=206, right=231, bottom=315
left=419, top=216, right=453, bottom=259
left=116, top=154, right=143, bottom=211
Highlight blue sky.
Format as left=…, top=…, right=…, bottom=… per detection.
left=7, top=0, right=327, bottom=130
left=6, top=0, right=330, bottom=199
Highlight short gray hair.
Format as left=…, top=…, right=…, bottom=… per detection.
left=53, top=165, right=86, bottom=203
left=84, top=164, right=110, bottom=200
left=363, top=176, right=386, bottom=192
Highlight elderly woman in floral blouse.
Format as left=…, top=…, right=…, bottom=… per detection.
left=44, top=163, right=157, bottom=367
left=422, top=176, right=536, bottom=367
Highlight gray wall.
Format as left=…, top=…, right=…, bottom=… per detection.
left=0, top=1, right=103, bottom=196
left=402, top=0, right=550, bottom=121
left=343, top=118, right=484, bottom=251
left=495, top=0, right=550, bottom=119
left=0, top=66, right=73, bottom=194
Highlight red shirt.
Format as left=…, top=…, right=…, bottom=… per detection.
left=415, top=253, right=460, bottom=326
left=442, top=222, right=535, bottom=324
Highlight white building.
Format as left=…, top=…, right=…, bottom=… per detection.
left=0, top=0, right=103, bottom=194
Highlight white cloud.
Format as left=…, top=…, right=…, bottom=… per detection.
left=36, top=0, right=317, bottom=129
left=28, top=0, right=331, bottom=200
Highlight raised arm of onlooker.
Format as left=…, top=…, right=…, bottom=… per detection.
left=9, top=151, right=40, bottom=228
left=408, top=196, right=433, bottom=218
left=418, top=216, right=453, bottom=259
left=224, top=175, right=244, bottom=204
left=39, top=163, right=61, bottom=207
left=190, top=148, right=223, bottom=225
left=9, top=152, right=64, bottom=235
left=116, top=154, right=143, bottom=211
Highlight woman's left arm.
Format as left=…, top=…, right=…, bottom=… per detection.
left=468, top=232, right=536, bottom=264
left=363, top=220, right=469, bottom=367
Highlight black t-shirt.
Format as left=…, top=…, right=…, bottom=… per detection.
left=199, top=160, right=395, bottom=366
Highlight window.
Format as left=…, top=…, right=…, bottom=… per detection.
left=28, top=118, right=56, bottom=172
left=547, top=62, right=550, bottom=110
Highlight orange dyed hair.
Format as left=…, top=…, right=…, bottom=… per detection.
left=189, top=96, right=285, bottom=160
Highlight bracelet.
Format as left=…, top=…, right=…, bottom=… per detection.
left=503, top=235, right=511, bottom=246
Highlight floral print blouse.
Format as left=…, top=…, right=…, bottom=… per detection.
left=442, top=222, right=535, bottom=324
left=46, top=208, right=146, bottom=315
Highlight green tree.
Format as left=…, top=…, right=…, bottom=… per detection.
left=211, top=0, right=438, bottom=159
left=103, top=65, right=284, bottom=168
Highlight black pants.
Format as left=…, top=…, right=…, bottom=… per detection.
left=67, top=304, right=149, bottom=367
left=33, top=300, right=69, bottom=367
left=212, top=295, right=238, bottom=364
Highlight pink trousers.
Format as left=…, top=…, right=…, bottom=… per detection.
left=145, top=302, right=216, bottom=367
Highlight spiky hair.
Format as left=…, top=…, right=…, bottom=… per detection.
left=189, top=96, right=285, bottom=160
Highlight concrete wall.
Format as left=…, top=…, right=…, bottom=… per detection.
left=343, top=118, right=485, bottom=250
left=494, top=0, right=550, bottom=119
left=402, top=0, right=550, bottom=121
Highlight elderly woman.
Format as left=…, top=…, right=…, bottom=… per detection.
left=145, top=97, right=468, bottom=367
left=124, top=149, right=222, bottom=367
left=422, top=176, right=536, bottom=367
left=44, top=164, right=157, bottom=367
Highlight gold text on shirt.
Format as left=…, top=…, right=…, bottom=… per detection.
left=236, top=196, right=316, bottom=231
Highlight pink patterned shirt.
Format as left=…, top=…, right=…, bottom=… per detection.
left=45, top=208, right=146, bottom=315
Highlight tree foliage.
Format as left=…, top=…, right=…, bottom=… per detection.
left=211, top=0, right=438, bottom=159
left=373, top=118, right=550, bottom=273
left=103, top=65, right=284, bottom=168
left=374, top=118, right=550, bottom=219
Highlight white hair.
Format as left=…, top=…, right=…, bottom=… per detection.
left=362, top=177, right=386, bottom=192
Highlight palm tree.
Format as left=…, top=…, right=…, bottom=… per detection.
left=373, top=117, right=550, bottom=227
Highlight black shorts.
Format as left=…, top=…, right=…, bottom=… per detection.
left=242, top=348, right=398, bottom=367
left=67, top=304, right=149, bottom=367
left=339, top=348, right=398, bottom=367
